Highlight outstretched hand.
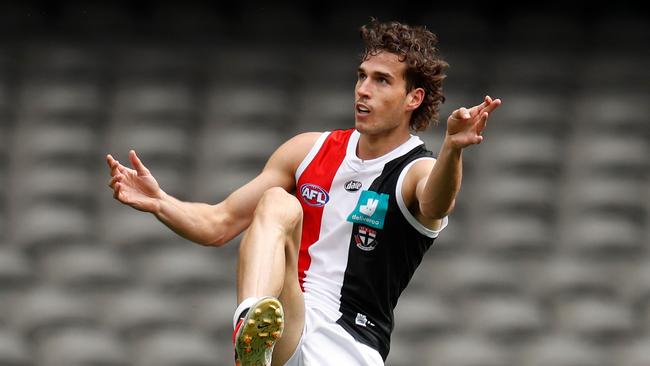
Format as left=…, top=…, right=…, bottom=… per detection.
left=446, top=95, right=501, bottom=149
left=106, top=150, right=163, bottom=213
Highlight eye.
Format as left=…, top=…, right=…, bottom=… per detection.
left=358, top=73, right=367, bottom=80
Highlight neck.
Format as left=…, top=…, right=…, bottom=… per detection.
left=356, top=127, right=411, bottom=160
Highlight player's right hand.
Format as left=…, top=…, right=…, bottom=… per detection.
left=106, top=150, right=164, bottom=213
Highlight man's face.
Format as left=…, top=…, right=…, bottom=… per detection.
left=354, top=51, right=411, bottom=136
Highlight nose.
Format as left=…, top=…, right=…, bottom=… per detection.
left=356, top=78, right=371, bottom=99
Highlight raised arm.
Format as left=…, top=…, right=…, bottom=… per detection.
left=401, top=96, right=501, bottom=229
left=106, top=132, right=320, bottom=246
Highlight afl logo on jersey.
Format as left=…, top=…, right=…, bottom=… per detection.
left=299, top=184, right=329, bottom=207
left=344, top=180, right=362, bottom=192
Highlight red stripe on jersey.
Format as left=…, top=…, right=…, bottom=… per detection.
left=296, top=129, right=353, bottom=291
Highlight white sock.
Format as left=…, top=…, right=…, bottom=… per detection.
left=233, top=297, right=259, bottom=329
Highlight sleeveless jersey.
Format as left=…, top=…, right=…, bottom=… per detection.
left=294, top=128, right=447, bottom=360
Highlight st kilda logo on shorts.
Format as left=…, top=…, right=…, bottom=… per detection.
left=299, top=183, right=329, bottom=207
left=354, top=225, right=378, bottom=251
left=344, top=180, right=362, bottom=192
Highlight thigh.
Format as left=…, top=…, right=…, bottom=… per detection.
left=271, top=207, right=305, bottom=366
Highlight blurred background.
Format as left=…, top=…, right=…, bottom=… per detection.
left=0, top=1, right=649, bottom=365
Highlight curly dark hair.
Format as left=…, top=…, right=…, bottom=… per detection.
left=360, top=18, right=448, bottom=131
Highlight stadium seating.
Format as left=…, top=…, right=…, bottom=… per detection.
left=39, top=244, right=131, bottom=293
left=0, top=3, right=647, bottom=365
left=422, top=334, right=511, bottom=366
left=36, top=328, right=128, bottom=366
left=617, top=337, right=650, bottom=366
left=132, top=329, right=222, bottom=366
left=100, top=288, right=191, bottom=340
left=8, top=286, right=98, bottom=342
left=462, top=295, right=545, bottom=343
left=0, top=329, right=32, bottom=366
left=517, top=335, right=611, bottom=366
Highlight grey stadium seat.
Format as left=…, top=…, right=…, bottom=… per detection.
left=478, top=131, right=563, bottom=176
left=100, top=207, right=180, bottom=254
left=112, top=81, right=196, bottom=121
left=462, top=295, right=545, bottom=343
left=566, top=133, right=648, bottom=179
left=112, top=44, right=198, bottom=81
left=529, top=257, right=619, bottom=302
left=12, top=122, right=99, bottom=164
left=518, top=334, right=610, bottom=366
left=16, top=163, right=95, bottom=208
left=100, top=288, right=190, bottom=340
left=0, top=247, right=33, bottom=292
left=476, top=173, right=556, bottom=216
left=21, top=42, right=106, bottom=79
left=553, top=297, right=635, bottom=344
left=295, top=86, right=356, bottom=132
left=107, top=123, right=192, bottom=165
left=133, top=329, right=221, bottom=366
left=423, top=254, right=522, bottom=298
left=0, top=329, right=32, bottom=366
left=189, top=288, right=238, bottom=343
left=36, top=328, right=128, bottom=366
left=14, top=203, right=93, bottom=255
left=476, top=211, right=552, bottom=257
left=18, top=79, right=102, bottom=119
left=392, top=292, right=460, bottom=343
left=39, top=245, right=131, bottom=293
left=137, top=246, right=229, bottom=295
left=616, top=337, right=650, bottom=366
left=203, top=83, right=292, bottom=129
left=210, top=44, right=299, bottom=87
left=9, top=286, right=97, bottom=341
left=559, top=175, right=646, bottom=219
left=422, top=334, right=511, bottom=366
left=573, top=92, right=649, bottom=132
left=556, top=213, right=644, bottom=258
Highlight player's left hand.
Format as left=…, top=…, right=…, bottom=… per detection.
left=445, top=95, right=501, bottom=149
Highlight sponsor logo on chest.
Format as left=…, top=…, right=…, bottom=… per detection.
left=299, top=183, right=330, bottom=207
left=344, top=180, right=362, bottom=192
left=347, top=190, right=390, bottom=229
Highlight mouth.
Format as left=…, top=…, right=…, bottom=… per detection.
left=355, top=102, right=371, bottom=116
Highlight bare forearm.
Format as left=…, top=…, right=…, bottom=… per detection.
left=154, top=192, right=231, bottom=246
left=420, top=138, right=463, bottom=218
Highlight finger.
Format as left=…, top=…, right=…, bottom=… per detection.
left=113, top=182, right=121, bottom=200
left=108, top=155, right=130, bottom=177
left=129, top=150, right=150, bottom=176
left=107, top=155, right=119, bottom=175
left=111, top=161, right=121, bottom=177
left=108, top=174, right=123, bottom=189
left=470, top=95, right=498, bottom=117
left=483, top=98, right=501, bottom=114
left=468, top=98, right=489, bottom=117
left=451, top=107, right=471, bottom=120
left=476, top=112, right=489, bottom=136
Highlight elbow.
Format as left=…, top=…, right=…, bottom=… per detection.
left=421, top=199, right=455, bottom=220
left=203, top=233, right=228, bottom=247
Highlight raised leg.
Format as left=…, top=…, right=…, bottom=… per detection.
left=237, top=187, right=305, bottom=365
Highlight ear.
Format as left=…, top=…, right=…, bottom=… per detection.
left=406, top=87, right=425, bottom=111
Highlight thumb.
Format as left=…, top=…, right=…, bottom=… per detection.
left=129, top=150, right=150, bottom=175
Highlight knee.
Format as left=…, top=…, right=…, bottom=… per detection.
left=256, top=187, right=303, bottom=226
